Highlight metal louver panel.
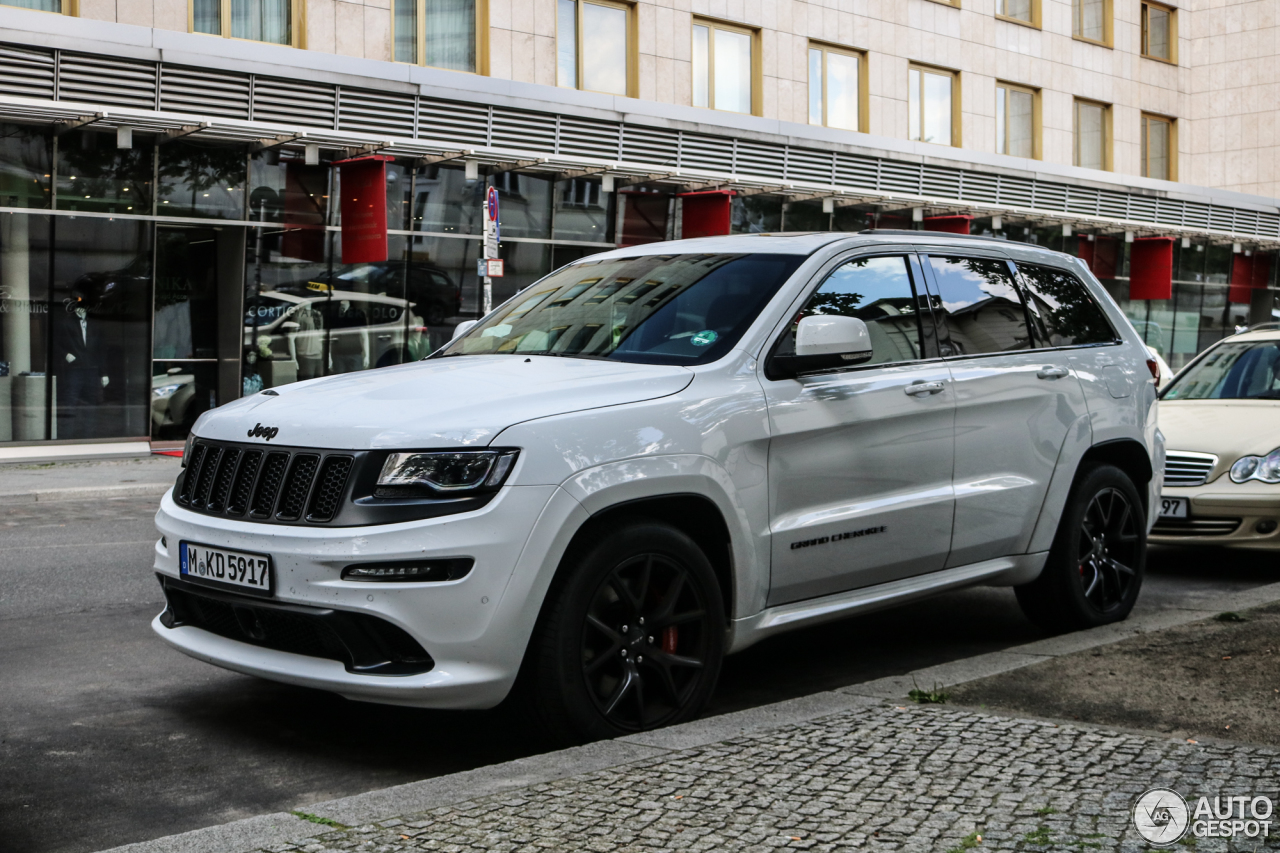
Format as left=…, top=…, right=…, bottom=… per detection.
left=418, top=98, right=488, bottom=145
left=1127, top=195, right=1158, bottom=224
left=558, top=116, right=619, bottom=159
left=998, top=178, right=1033, bottom=209
left=921, top=165, right=961, bottom=199
left=59, top=53, right=156, bottom=109
left=620, top=124, right=677, bottom=166
left=834, top=155, right=878, bottom=190
left=961, top=172, right=999, bottom=204
left=878, top=160, right=921, bottom=195
left=491, top=107, right=556, bottom=154
left=1032, top=182, right=1067, bottom=214
left=254, top=76, right=335, bottom=127
left=160, top=66, right=250, bottom=119
left=0, top=45, right=55, bottom=100
left=1098, top=190, right=1128, bottom=220
left=1067, top=186, right=1099, bottom=215
left=734, top=140, right=778, bottom=179
left=680, top=133, right=733, bottom=173
left=338, top=87, right=414, bottom=136
left=786, top=148, right=833, bottom=184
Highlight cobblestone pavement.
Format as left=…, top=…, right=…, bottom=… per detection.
left=267, top=703, right=1280, bottom=853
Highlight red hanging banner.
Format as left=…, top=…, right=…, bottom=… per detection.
left=679, top=190, right=734, bottom=239
left=337, top=155, right=393, bottom=264
left=1128, top=237, right=1174, bottom=301
left=619, top=191, right=671, bottom=247
left=1078, top=237, right=1119, bottom=279
left=282, top=161, right=328, bottom=262
left=924, top=215, right=973, bottom=235
left=1229, top=254, right=1255, bottom=305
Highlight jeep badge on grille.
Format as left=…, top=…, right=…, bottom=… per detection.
left=247, top=423, right=279, bottom=441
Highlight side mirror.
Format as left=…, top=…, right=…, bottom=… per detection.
left=770, top=315, right=873, bottom=378
left=451, top=319, right=480, bottom=341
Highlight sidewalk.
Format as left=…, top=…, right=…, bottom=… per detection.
left=0, top=455, right=179, bottom=504
left=98, top=581, right=1280, bottom=853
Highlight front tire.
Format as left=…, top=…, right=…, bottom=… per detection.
left=1016, top=463, right=1147, bottom=633
left=520, top=520, right=726, bottom=743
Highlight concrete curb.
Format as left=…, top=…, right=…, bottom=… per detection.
left=0, top=483, right=172, bottom=505
left=92, top=579, right=1280, bottom=853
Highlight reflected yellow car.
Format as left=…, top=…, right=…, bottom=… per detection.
left=1152, top=326, right=1280, bottom=549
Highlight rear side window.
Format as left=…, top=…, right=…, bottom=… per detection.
left=772, top=255, right=925, bottom=367
left=1017, top=264, right=1117, bottom=347
left=923, top=255, right=1032, bottom=356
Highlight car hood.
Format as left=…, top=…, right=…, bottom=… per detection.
left=195, top=356, right=694, bottom=450
left=1159, top=400, right=1280, bottom=472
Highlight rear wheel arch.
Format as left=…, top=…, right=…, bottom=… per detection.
left=1078, top=439, right=1154, bottom=514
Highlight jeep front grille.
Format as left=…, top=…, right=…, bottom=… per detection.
left=175, top=440, right=354, bottom=526
left=1163, top=451, right=1219, bottom=487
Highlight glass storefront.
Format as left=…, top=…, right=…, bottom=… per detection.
left=0, top=118, right=1274, bottom=451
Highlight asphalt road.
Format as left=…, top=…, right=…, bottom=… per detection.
left=0, top=496, right=1273, bottom=853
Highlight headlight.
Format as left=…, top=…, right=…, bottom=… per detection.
left=378, top=449, right=519, bottom=492
left=153, top=383, right=184, bottom=399
left=1230, top=448, right=1280, bottom=484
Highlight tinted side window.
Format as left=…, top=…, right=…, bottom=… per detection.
left=925, top=255, right=1032, bottom=356
left=1017, top=264, right=1118, bottom=347
left=774, top=255, right=924, bottom=367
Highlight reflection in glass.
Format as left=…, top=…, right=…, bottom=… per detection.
left=1018, top=264, right=1116, bottom=347
left=5, top=0, right=60, bottom=8
left=490, top=172, right=552, bottom=239
left=1163, top=341, right=1280, bottom=400
left=558, top=0, right=577, bottom=87
left=1074, top=0, right=1104, bottom=40
left=582, top=2, right=628, bottom=95
left=55, top=131, right=153, bottom=215
left=997, top=86, right=1034, bottom=158
left=692, top=25, right=710, bottom=108
left=50, top=217, right=152, bottom=439
left=926, top=256, right=1031, bottom=355
left=808, top=49, right=823, bottom=126
left=440, top=253, right=804, bottom=366
left=910, top=68, right=952, bottom=145
left=0, top=213, right=51, bottom=442
left=394, top=0, right=417, bottom=62
left=715, top=29, right=752, bottom=114
left=1144, top=4, right=1170, bottom=59
left=554, top=178, right=612, bottom=242
left=0, top=123, right=51, bottom=209
left=425, top=0, right=476, bottom=71
left=775, top=256, right=923, bottom=366
left=157, top=141, right=246, bottom=219
left=731, top=195, right=781, bottom=233
left=826, top=51, right=859, bottom=131
left=1075, top=101, right=1104, bottom=170
left=1142, top=116, right=1170, bottom=180
left=193, top=0, right=220, bottom=33
left=1000, top=0, right=1032, bottom=20
left=231, top=0, right=291, bottom=44
left=153, top=361, right=216, bottom=441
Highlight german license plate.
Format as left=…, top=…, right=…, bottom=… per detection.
left=1159, top=496, right=1189, bottom=518
left=179, top=541, right=272, bottom=595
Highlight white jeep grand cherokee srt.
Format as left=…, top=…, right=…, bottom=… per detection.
left=153, top=231, right=1163, bottom=740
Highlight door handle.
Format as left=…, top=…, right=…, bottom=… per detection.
left=905, top=381, right=945, bottom=396
left=1037, top=366, right=1069, bottom=380
left=377, top=334, right=393, bottom=341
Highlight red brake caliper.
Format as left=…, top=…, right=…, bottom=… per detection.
left=662, top=625, right=678, bottom=654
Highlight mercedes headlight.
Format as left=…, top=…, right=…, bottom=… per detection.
left=153, top=383, right=184, bottom=399
left=1230, top=449, right=1280, bottom=484
left=378, top=449, right=519, bottom=492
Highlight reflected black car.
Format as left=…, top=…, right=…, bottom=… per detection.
left=286, top=261, right=462, bottom=325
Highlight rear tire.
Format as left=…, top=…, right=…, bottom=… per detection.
left=1016, top=463, right=1147, bottom=633
left=518, top=519, right=726, bottom=743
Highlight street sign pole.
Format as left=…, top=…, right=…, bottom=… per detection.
left=482, top=186, right=500, bottom=315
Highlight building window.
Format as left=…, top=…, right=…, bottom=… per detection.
left=4, top=0, right=68, bottom=11
left=692, top=19, right=757, bottom=115
left=557, top=0, right=632, bottom=95
left=192, top=0, right=297, bottom=45
left=1072, top=0, right=1109, bottom=45
left=394, top=0, right=482, bottom=72
left=996, top=0, right=1038, bottom=26
left=908, top=65, right=958, bottom=147
left=808, top=44, right=863, bottom=132
left=1141, top=114, right=1175, bottom=180
left=1074, top=98, right=1110, bottom=171
left=996, top=83, right=1036, bottom=159
left=1141, top=2, right=1175, bottom=62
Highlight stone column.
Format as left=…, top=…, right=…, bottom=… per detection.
left=0, top=212, right=31, bottom=442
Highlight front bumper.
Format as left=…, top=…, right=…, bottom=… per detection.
left=1150, top=480, right=1280, bottom=549
left=151, top=483, right=573, bottom=709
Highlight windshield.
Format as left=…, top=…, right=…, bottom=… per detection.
left=1162, top=340, right=1280, bottom=400
left=436, top=253, right=806, bottom=365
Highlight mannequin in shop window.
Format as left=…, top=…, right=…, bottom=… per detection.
left=329, top=299, right=369, bottom=374
left=290, top=301, right=325, bottom=381
left=56, top=282, right=112, bottom=427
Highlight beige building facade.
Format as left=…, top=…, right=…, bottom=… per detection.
left=44, top=0, right=1280, bottom=197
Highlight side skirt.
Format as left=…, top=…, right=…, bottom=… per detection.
left=727, top=553, right=1047, bottom=654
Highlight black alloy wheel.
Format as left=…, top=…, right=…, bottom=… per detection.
left=1016, top=463, right=1147, bottom=632
left=581, top=552, right=712, bottom=731
left=1075, top=486, right=1141, bottom=614
left=519, top=520, right=725, bottom=743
